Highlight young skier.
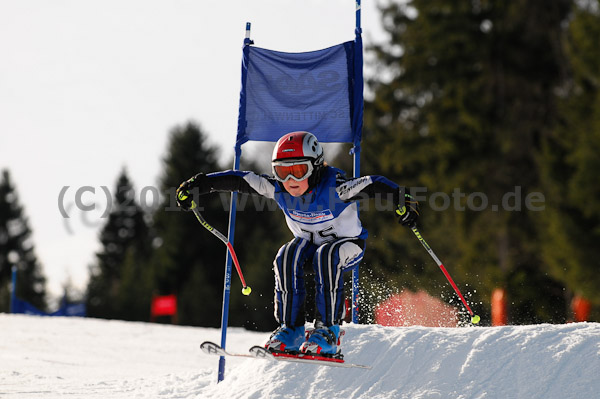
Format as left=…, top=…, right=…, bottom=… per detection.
left=176, top=131, right=419, bottom=356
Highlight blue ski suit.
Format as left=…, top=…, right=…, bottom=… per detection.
left=205, top=166, right=400, bottom=326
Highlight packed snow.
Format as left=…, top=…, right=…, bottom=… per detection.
left=1, top=314, right=599, bottom=398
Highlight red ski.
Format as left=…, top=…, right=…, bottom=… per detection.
left=200, top=341, right=371, bottom=369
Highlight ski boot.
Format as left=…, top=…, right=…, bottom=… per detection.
left=300, top=322, right=344, bottom=356
left=264, top=324, right=305, bottom=353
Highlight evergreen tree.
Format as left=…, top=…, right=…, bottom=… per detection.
left=117, top=245, right=154, bottom=321
left=0, top=169, right=46, bottom=311
left=361, top=0, right=572, bottom=323
left=539, top=1, right=600, bottom=319
left=86, top=168, right=153, bottom=319
left=151, top=121, right=228, bottom=326
left=152, top=123, right=294, bottom=330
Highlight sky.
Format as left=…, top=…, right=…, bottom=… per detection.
left=0, top=0, right=386, bottom=300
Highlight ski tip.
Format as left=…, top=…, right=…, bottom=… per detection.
left=200, top=341, right=226, bottom=356
left=249, top=345, right=276, bottom=359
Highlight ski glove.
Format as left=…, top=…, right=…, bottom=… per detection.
left=396, top=192, right=420, bottom=227
left=176, top=173, right=211, bottom=211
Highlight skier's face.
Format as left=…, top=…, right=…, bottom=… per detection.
left=283, top=177, right=309, bottom=197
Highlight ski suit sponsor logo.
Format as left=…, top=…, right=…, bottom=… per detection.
left=336, top=177, right=372, bottom=201
left=288, top=209, right=334, bottom=224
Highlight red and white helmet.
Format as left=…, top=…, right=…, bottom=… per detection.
left=272, top=131, right=324, bottom=183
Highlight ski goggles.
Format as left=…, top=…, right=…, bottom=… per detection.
left=272, top=160, right=314, bottom=182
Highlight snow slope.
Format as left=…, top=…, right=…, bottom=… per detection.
left=1, top=314, right=599, bottom=399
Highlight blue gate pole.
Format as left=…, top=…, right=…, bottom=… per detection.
left=352, top=148, right=361, bottom=324
left=356, top=0, right=362, bottom=31
left=10, top=266, right=17, bottom=313
left=351, top=0, right=363, bottom=325
left=217, top=145, right=242, bottom=383
left=217, top=21, right=253, bottom=384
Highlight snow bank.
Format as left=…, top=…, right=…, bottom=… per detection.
left=1, top=314, right=598, bottom=398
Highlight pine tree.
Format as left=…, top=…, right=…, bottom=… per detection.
left=86, top=168, right=152, bottom=319
left=538, top=1, right=600, bottom=319
left=117, top=245, right=154, bottom=321
left=152, top=122, right=291, bottom=330
left=361, top=0, right=572, bottom=323
left=151, top=121, right=228, bottom=326
left=0, top=169, right=47, bottom=311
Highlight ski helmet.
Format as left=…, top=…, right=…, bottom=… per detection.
left=272, top=131, right=324, bottom=186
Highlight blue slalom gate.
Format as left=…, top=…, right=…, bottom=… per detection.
left=216, top=1, right=365, bottom=382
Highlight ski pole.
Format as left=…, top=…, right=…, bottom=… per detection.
left=187, top=199, right=252, bottom=296
left=410, top=226, right=480, bottom=324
